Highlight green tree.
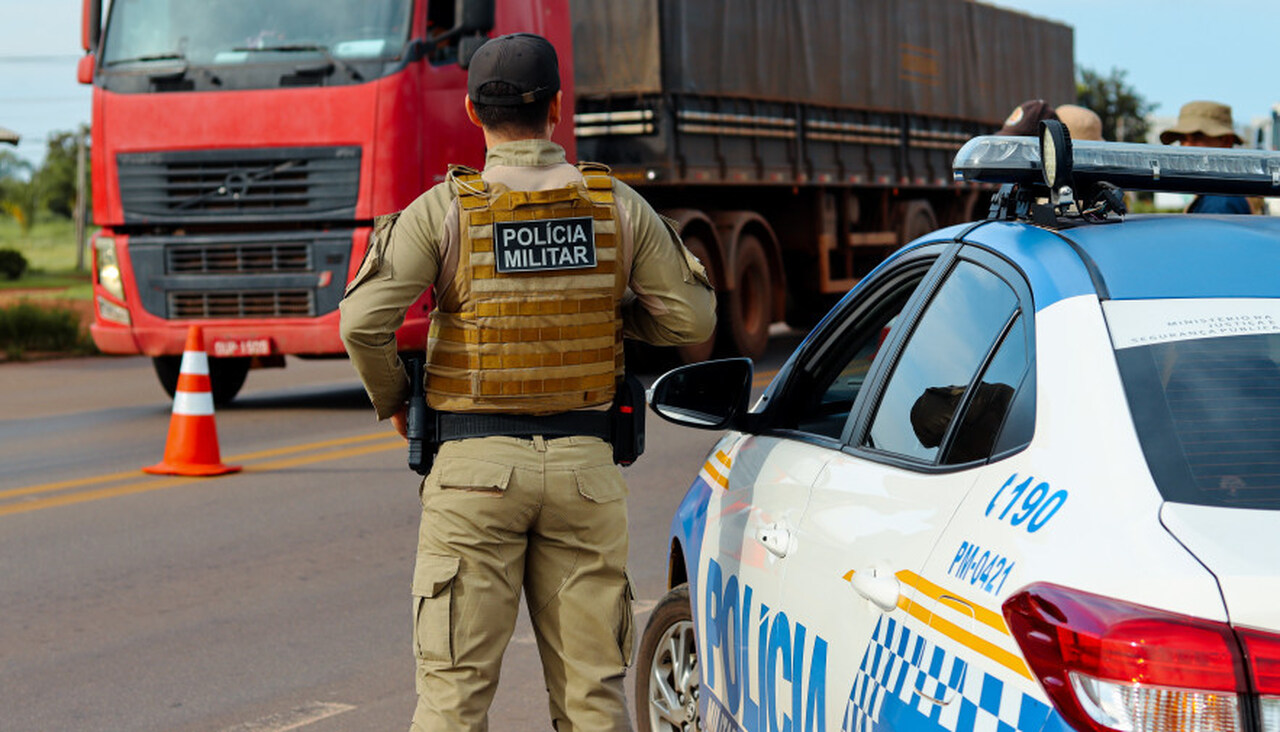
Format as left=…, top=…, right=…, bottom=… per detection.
left=33, top=127, right=90, bottom=220
left=0, top=149, right=36, bottom=231
left=1077, top=66, right=1156, bottom=143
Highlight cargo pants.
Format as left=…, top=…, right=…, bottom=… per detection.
left=409, top=434, right=635, bottom=732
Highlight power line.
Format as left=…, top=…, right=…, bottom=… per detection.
left=0, top=54, right=82, bottom=62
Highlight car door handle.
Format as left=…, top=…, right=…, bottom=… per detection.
left=850, top=569, right=901, bottom=612
left=754, top=524, right=792, bottom=558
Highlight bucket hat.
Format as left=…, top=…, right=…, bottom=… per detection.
left=1159, top=100, right=1242, bottom=145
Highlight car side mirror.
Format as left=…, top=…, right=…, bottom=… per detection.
left=649, top=357, right=753, bottom=431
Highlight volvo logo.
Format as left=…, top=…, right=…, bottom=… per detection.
left=217, top=171, right=252, bottom=200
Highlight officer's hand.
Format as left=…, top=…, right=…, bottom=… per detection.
left=390, top=405, right=409, bottom=440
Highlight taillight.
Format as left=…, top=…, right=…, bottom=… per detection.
left=1239, top=628, right=1280, bottom=731
left=1003, top=583, right=1254, bottom=732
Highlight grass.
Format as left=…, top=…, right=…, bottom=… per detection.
left=0, top=215, right=95, bottom=299
left=0, top=300, right=97, bottom=360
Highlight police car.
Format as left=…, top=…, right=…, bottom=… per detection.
left=635, top=122, right=1280, bottom=732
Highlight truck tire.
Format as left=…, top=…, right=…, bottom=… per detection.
left=676, top=235, right=717, bottom=364
left=152, top=355, right=251, bottom=406
left=897, top=199, right=938, bottom=245
left=635, top=583, right=701, bottom=732
left=727, top=233, right=772, bottom=359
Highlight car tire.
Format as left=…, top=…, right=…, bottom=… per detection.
left=635, top=583, right=702, bottom=732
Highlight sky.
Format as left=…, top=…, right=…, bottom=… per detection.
left=1, top=0, right=1277, bottom=168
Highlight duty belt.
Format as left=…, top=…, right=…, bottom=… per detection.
left=436, top=410, right=612, bottom=442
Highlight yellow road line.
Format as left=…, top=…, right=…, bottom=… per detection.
left=752, top=368, right=778, bottom=388
left=0, top=441, right=403, bottom=518
left=245, top=440, right=403, bottom=472
left=0, top=432, right=399, bottom=502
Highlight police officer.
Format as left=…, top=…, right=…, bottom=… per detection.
left=339, top=32, right=716, bottom=732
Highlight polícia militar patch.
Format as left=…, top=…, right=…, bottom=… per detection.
left=493, top=217, right=597, bottom=273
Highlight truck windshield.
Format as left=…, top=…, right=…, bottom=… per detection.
left=1108, top=299, right=1280, bottom=509
left=101, top=0, right=412, bottom=68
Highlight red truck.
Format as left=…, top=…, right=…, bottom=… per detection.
left=79, top=0, right=1072, bottom=402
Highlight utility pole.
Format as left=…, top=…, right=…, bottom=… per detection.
left=74, top=125, right=88, bottom=272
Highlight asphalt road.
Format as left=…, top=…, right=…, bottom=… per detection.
left=0, top=332, right=802, bottom=732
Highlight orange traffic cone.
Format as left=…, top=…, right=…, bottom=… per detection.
left=144, top=325, right=241, bottom=476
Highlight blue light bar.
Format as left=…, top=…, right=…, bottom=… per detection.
left=954, top=135, right=1280, bottom=197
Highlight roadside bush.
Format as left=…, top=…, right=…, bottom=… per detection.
left=0, top=248, right=29, bottom=280
left=0, top=300, right=96, bottom=358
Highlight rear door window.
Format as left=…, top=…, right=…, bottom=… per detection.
left=766, top=256, right=941, bottom=442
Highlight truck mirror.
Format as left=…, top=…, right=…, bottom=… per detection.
left=456, top=0, right=495, bottom=35
left=458, top=36, right=486, bottom=70
left=77, top=54, right=96, bottom=84
left=82, top=0, right=102, bottom=52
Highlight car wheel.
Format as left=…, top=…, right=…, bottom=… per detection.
left=635, top=583, right=702, bottom=732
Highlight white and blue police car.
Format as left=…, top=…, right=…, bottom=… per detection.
left=635, top=122, right=1280, bottom=732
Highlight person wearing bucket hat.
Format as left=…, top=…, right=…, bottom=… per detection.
left=1161, top=100, right=1253, bottom=214
left=340, top=31, right=715, bottom=732
left=1160, top=100, right=1244, bottom=147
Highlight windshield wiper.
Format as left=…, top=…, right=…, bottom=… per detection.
left=103, top=52, right=189, bottom=82
left=231, top=44, right=363, bottom=81
left=104, top=52, right=187, bottom=68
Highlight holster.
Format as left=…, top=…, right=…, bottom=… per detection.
left=404, top=356, right=439, bottom=476
left=609, top=373, right=646, bottom=466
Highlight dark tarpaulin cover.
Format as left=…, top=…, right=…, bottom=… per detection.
left=570, top=0, right=1074, bottom=124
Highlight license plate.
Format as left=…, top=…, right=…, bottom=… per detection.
left=211, top=337, right=273, bottom=358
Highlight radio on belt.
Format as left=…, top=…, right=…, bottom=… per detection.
left=493, top=217, right=597, bottom=273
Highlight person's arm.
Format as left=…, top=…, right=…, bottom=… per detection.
left=339, top=185, right=451, bottom=420
left=614, top=181, right=717, bottom=346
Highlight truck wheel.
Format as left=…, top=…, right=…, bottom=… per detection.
left=635, top=584, right=701, bottom=732
left=677, top=236, right=717, bottom=364
left=897, top=199, right=938, bottom=244
left=727, top=233, right=772, bottom=359
left=152, top=355, right=251, bottom=406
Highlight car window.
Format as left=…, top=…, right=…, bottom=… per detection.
left=943, top=314, right=1029, bottom=464
left=781, top=271, right=928, bottom=439
left=864, top=260, right=1020, bottom=462
left=1117, top=331, right=1280, bottom=509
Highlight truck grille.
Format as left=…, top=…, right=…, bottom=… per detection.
left=117, top=146, right=360, bottom=224
left=127, top=229, right=353, bottom=320
left=168, top=290, right=315, bottom=319
left=167, top=242, right=311, bottom=274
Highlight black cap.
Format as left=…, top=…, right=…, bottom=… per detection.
left=467, top=33, right=560, bottom=106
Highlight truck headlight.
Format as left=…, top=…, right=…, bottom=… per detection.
left=94, top=237, right=125, bottom=301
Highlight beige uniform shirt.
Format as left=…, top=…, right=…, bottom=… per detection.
left=339, top=139, right=716, bottom=419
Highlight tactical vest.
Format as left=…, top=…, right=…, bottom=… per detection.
left=425, top=163, right=626, bottom=414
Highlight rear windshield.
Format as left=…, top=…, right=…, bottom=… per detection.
left=1107, top=299, right=1280, bottom=509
